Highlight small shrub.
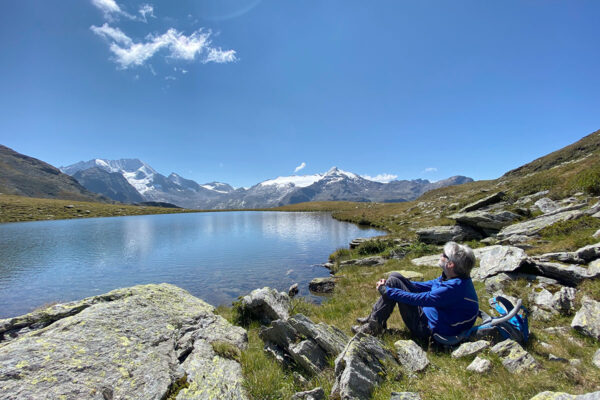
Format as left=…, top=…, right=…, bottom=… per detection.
left=211, top=340, right=241, bottom=362
left=573, top=167, right=600, bottom=195
left=356, top=239, right=395, bottom=256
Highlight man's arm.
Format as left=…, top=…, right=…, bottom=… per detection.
left=379, top=282, right=458, bottom=307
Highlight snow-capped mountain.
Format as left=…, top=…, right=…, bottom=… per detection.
left=62, top=159, right=473, bottom=209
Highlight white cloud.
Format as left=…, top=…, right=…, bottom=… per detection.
left=361, top=173, right=398, bottom=183
left=294, top=162, right=306, bottom=173
left=91, top=25, right=237, bottom=69
left=90, top=23, right=132, bottom=46
left=422, top=167, right=438, bottom=173
left=91, top=0, right=135, bottom=21
left=165, top=76, right=176, bottom=81
left=138, top=4, right=155, bottom=22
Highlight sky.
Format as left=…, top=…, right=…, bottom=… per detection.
left=1, top=1, right=599, bottom=188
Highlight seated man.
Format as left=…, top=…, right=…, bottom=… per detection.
left=353, top=241, right=479, bottom=339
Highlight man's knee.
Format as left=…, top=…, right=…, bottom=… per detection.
left=386, top=272, right=410, bottom=289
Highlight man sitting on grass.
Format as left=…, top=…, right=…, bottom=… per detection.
left=353, top=241, right=479, bottom=339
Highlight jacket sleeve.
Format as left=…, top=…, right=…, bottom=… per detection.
left=407, top=279, right=435, bottom=292
left=382, top=282, right=459, bottom=307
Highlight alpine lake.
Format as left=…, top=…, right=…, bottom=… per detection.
left=0, top=211, right=384, bottom=318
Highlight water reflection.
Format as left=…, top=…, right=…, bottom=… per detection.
left=0, top=212, right=383, bottom=318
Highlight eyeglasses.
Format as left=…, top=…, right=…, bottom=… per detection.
left=442, top=253, right=450, bottom=260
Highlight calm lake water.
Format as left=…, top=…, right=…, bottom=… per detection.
left=0, top=211, right=383, bottom=318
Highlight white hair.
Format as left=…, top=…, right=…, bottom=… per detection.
left=444, top=241, right=476, bottom=277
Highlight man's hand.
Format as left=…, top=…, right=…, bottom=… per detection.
left=376, top=278, right=386, bottom=289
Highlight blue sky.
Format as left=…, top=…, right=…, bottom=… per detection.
left=1, top=1, right=599, bottom=188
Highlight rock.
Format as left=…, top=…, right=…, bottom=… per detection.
left=497, top=209, right=585, bottom=240
left=291, top=387, right=325, bottom=400
left=529, top=287, right=556, bottom=311
left=534, top=198, right=559, bottom=214
left=593, top=349, right=600, bottom=368
left=451, top=340, right=490, bottom=358
left=288, top=283, right=299, bottom=298
left=448, top=210, right=520, bottom=233
left=394, top=340, right=429, bottom=372
left=548, top=354, right=568, bottom=362
left=383, top=270, right=424, bottom=281
left=515, top=190, right=549, bottom=206
left=529, top=391, right=600, bottom=399
left=459, top=191, right=505, bottom=213
left=532, top=252, right=586, bottom=265
left=309, top=277, right=336, bottom=293
left=350, top=238, right=371, bottom=249
left=490, top=339, right=540, bottom=373
left=593, top=229, right=600, bottom=239
left=331, top=333, right=398, bottom=400
left=239, top=287, right=291, bottom=324
left=340, top=256, right=386, bottom=267
left=574, top=242, right=600, bottom=263
left=529, top=261, right=600, bottom=286
left=552, top=287, right=577, bottom=314
left=571, top=296, right=600, bottom=340
left=0, top=284, right=248, bottom=400
left=321, top=262, right=335, bottom=270
left=410, top=254, right=441, bottom=267
left=390, top=392, right=422, bottom=400
left=259, top=314, right=349, bottom=375
left=485, top=273, right=514, bottom=293
left=475, top=245, right=528, bottom=280
left=416, top=225, right=483, bottom=244
left=466, top=356, right=492, bottom=373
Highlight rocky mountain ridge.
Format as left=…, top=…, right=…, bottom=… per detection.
left=61, top=159, right=473, bottom=209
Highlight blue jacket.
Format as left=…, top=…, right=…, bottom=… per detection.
left=382, top=275, right=479, bottom=336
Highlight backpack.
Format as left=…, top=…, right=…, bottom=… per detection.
left=473, top=295, right=530, bottom=345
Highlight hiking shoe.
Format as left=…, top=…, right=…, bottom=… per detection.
left=351, top=319, right=384, bottom=336
left=356, top=316, right=370, bottom=324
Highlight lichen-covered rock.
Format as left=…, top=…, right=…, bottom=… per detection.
left=291, top=387, right=325, bottom=400
left=0, top=284, right=248, bottom=400
left=416, top=225, right=483, bottom=244
left=571, top=296, right=600, bottom=340
left=529, top=391, right=600, bottom=399
left=448, top=210, right=520, bottom=232
left=490, top=339, right=540, bottom=373
left=552, top=287, right=577, bottom=314
left=451, top=340, right=490, bottom=358
left=390, top=392, right=422, bottom=400
left=530, top=261, right=600, bottom=286
left=466, top=356, right=492, bottom=373
left=340, top=256, right=385, bottom=267
left=331, top=333, right=398, bottom=400
left=239, top=287, right=291, bottom=324
left=459, top=191, right=505, bottom=213
left=475, top=245, right=528, bottom=280
left=394, top=340, right=429, bottom=372
left=258, top=314, right=348, bottom=376
left=534, top=198, right=559, bottom=214
left=309, top=277, right=336, bottom=293
left=593, top=349, right=600, bottom=368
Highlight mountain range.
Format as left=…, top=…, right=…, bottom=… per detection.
left=60, top=158, right=472, bottom=209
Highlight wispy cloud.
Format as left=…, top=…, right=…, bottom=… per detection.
left=422, top=167, right=438, bottom=173
left=91, top=25, right=237, bottom=69
left=138, top=4, right=155, bottom=22
left=361, top=173, right=398, bottom=183
left=91, top=0, right=135, bottom=21
left=294, top=162, right=306, bottom=173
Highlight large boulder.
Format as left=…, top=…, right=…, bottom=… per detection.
left=239, top=287, right=291, bottom=324
left=416, top=225, right=483, bottom=244
left=458, top=191, right=505, bottom=213
left=528, top=261, right=600, bottom=286
left=394, top=340, right=429, bottom=372
left=533, top=243, right=600, bottom=265
left=497, top=209, right=585, bottom=240
left=448, top=210, right=520, bottom=233
left=259, top=314, right=348, bottom=376
left=571, top=296, right=600, bottom=340
left=490, top=339, right=540, bottom=373
left=331, top=333, right=398, bottom=400
left=0, top=284, right=248, bottom=400
left=475, top=245, right=528, bottom=280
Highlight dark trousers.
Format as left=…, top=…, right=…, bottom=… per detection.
left=369, top=272, right=431, bottom=338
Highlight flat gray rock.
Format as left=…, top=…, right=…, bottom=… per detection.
left=239, top=287, right=291, bottom=324
left=497, top=209, right=584, bottom=239
left=331, top=333, right=398, bottom=400
left=340, top=256, right=386, bottom=267
left=574, top=242, right=600, bottom=263
left=529, top=391, right=600, bottom=399
left=308, top=277, right=336, bottom=293
left=475, top=245, right=528, bottom=280
left=416, top=224, right=483, bottom=244
left=534, top=198, right=559, bottom=214
left=490, top=339, right=540, bottom=374
left=448, top=210, right=520, bottom=232
left=466, top=356, right=492, bottom=373
left=291, top=387, right=325, bottom=400
left=390, top=392, right=422, bottom=400
left=394, top=339, right=429, bottom=372
left=0, top=284, right=248, bottom=400
left=459, top=191, right=505, bottom=213
left=451, top=340, right=490, bottom=358
left=530, top=261, right=600, bottom=286
left=571, top=296, right=600, bottom=340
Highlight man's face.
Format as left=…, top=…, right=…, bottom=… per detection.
left=439, top=253, right=452, bottom=275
